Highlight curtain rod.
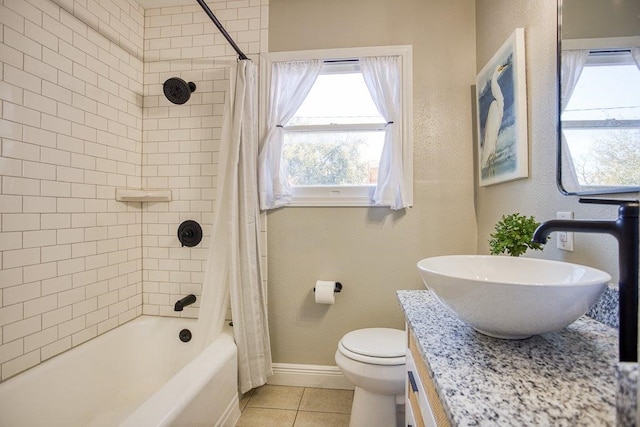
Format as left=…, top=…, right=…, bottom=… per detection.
left=324, top=59, right=359, bottom=63
left=195, top=0, right=249, bottom=61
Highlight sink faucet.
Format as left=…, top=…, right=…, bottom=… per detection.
left=531, top=200, right=639, bottom=362
left=174, top=294, right=197, bottom=312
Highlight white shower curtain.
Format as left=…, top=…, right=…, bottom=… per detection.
left=196, top=59, right=272, bottom=393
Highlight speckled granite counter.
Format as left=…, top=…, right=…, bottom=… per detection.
left=398, top=290, right=618, bottom=426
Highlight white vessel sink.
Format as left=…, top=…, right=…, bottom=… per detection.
left=417, top=255, right=611, bottom=339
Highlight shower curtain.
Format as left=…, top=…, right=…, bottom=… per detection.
left=196, top=59, right=272, bottom=393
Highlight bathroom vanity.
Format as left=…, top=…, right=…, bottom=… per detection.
left=398, top=290, right=618, bottom=426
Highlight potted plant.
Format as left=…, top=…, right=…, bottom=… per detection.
left=489, top=213, right=547, bottom=257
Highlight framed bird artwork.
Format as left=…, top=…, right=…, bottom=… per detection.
left=476, top=28, right=529, bottom=186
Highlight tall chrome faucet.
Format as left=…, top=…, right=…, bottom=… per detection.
left=531, top=199, right=639, bottom=362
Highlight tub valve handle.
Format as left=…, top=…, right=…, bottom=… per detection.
left=178, top=220, right=202, bottom=247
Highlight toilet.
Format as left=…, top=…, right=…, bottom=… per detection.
left=335, top=328, right=406, bottom=427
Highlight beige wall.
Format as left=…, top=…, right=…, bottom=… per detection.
left=475, top=1, right=624, bottom=280
left=268, top=0, right=477, bottom=366
left=563, top=0, right=640, bottom=39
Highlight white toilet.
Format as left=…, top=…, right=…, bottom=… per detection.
left=335, top=328, right=406, bottom=427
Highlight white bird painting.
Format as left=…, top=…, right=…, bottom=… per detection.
left=476, top=28, right=528, bottom=187
left=480, top=61, right=511, bottom=173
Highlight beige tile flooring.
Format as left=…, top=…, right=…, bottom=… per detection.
left=236, top=385, right=354, bottom=427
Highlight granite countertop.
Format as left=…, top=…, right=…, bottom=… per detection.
left=398, top=290, right=618, bottom=426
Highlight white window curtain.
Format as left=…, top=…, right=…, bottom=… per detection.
left=360, top=56, right=409, bottom=210
left=632, top=48, right=640, bottom=70
left=559, top=50, right=589, bottom=192
left=560, top=50, right=589, bottom=112
left=258, top=60, right=323, bottom=210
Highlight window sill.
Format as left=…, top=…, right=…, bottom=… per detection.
left=288, top=185, right=382, bottom=207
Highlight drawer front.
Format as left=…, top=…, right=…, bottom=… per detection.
left=408, top=331, right=451, bottom=427
left=406, top=350, right=432, bottom=427
left=405, top=384, right=418, bottom=427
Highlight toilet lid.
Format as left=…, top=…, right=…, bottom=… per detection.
left=340, top=328, right=406, bottom=358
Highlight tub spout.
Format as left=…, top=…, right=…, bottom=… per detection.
left=532, top=201, right=639, bottom=362
left=174, top=294, right=196, bottom=312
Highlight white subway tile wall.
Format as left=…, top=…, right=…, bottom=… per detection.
left=0, top=0, right=268, bottom=382
left=0, top=0, right=145, bottom=381
left=141, top=1, right=267, bottom=317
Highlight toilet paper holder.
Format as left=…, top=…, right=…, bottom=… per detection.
left=313, top=282, right=342, bottom=293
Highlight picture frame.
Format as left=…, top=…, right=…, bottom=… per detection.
left=476, top=28, right=528, bottom=187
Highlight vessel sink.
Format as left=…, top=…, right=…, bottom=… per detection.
left=416, top=255, right=611, bottom=339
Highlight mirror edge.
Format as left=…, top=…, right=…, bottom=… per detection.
left=556, top=0, right=568, bottom=195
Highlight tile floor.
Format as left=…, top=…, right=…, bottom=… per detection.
left=236, top=385, right=354, bottom=427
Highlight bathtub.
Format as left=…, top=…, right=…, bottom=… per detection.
left=0, top=316, right=240, bottom=427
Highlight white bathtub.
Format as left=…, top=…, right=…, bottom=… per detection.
left=0, top=316, right=240, bottom=427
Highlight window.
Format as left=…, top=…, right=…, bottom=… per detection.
left=562, top=49, right=640, bottom=187
left=284, top=61, right=385, bottom=188
left=259, top=46, right=413, bottom=208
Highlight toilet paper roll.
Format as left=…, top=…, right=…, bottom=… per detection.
left=315, top=281, right=336, bottom=305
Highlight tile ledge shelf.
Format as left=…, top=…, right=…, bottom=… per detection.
left=115, top=188, right=172, bottom=202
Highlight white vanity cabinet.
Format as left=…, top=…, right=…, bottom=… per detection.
left=405, top=330, right=451, bottom=427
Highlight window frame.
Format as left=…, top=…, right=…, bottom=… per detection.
left=260, top=45, right=413, bottom=207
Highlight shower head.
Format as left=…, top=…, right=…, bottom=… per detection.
left=163, top=77, right=196, bottom=105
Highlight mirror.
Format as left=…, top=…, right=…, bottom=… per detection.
left=558, top=0, right=640, bottom=195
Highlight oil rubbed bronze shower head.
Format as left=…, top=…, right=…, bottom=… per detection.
left=163, top=77, right=196, bottom=105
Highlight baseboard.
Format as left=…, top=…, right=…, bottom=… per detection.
left=218, top=394, right=241, bottom=427
left=268, top=363, right=355, bottom=390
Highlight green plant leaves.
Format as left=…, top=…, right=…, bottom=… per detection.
left=489, top=213, right=546, bottom=257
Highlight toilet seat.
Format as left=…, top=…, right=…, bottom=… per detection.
left=338, top=328, right=406, bottom=365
